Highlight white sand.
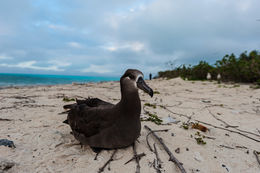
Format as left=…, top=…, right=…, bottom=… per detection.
left=0, top=78, right=260, bottom=173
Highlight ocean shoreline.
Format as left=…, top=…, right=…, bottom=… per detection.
left=0, top=81, right=119, bottom=90
left=0, top=73, right=119, bottom=88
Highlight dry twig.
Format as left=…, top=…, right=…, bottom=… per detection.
left=144, top=125, right=187, bottom=173
left=219, top=145, right=234, bottom=149
left=253, top=150, right=260, bottom=168
left=0, top=118, right=12, bottom=121
left=207, top=108, right=238, bottom=128
left=257, top=128, right=260, bottom=135
left=132, top=142, right=140, bottom=173
left=153, top=143, right=162, bottom=173
left=98, top=149, right=117, bottom=173
left=124, top=153, right=146, bottom=165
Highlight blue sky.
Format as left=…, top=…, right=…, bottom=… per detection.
left=0, top=0, right=259, bottom=77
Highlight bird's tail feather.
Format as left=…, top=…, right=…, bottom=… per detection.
left=63, top=119, right=69, bottom=124
left=63, top=103, right=77, bottom=110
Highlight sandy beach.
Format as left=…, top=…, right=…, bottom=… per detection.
left=0, top=78, right=260, bottom=173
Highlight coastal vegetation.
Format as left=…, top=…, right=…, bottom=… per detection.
left=158, top=50, right=260, bottom=84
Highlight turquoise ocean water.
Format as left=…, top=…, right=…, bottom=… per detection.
left=0, top=73, right=119, bottom=87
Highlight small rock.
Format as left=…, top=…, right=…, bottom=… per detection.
left=171, top=133, right=174, bottom=137
left=175, top=148, right=180, bottom=154
left=0, top=139, right=15, bottom=148
left=0, top=158, right=15, bottom=172
left=246, top=150, right=249, bottom=154
left=222, top=164, right=229, bottom=172
left=186, top=148, right=189, bottom=151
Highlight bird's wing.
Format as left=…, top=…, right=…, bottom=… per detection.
left=63, top=97, right=113, bottom=110
left=66, top=99, right=116, bottom=138
left=77, top=97, right=113, bottom=107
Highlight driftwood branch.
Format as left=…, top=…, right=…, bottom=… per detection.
left=98, top=149, right=117, bottom=173
left=194, top=120, right=260, bottom=143
left=207, top=108, right=238, bottom=128
left=162, top=105, right=260, bottom=143
left=208, top=108, right=260, bottom=138
left=146, top=129, right=169, bottom=152
left=153, top=159, right=162, bottom=173
left=153, top=143, right=162, bottom=167
left=235, top=128, right=260, bottom=138
left=144, top=125, right=187, bottom=173
left=0, top=118, right=12, bottom=121
left=253, top=150, right=260, bottom=168
left=153, top=143, right=162, bottom=173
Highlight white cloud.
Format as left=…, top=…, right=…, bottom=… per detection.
left=103, top=42, right=145, bottom=52
left=47, top=60, right=71, bottom=67
left=0, top=60, right=70, bottom=71
left=48, top=24, right=72, bottom=31
left=81, top=64, right=112, bottom=74
left=67, top=42, right=82, bottom=48
left=236, top=1, right=251, bottom=12
left=0, top=54, right=13, bottom=60
left=0, top=0, right=259, bottom=75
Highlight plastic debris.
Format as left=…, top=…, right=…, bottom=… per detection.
left=0, top=139, right=16, bottom=148
left=194, top=152, right=204, bottom=162
left=162, top=116, right=180, bottom=125
left=192, top=123, right=208, bottom=132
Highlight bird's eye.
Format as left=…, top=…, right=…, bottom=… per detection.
left=129, top=74, right=135, bottom=80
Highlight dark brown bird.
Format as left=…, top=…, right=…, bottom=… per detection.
left=63, top=69, right=153, bottom=150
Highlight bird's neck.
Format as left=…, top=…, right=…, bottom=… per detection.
left=119, top=81, right=141, bottom=116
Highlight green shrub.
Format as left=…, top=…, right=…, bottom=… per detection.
left=158, top=50, right=260, bottom=83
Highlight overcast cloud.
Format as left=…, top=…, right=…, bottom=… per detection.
left=0, top=0, right=259, bottom=77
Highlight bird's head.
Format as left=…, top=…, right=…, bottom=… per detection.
left=120, top=69, right=153, bottom=97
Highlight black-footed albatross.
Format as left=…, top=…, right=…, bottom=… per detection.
left=63, top=69, right=153, bottom=150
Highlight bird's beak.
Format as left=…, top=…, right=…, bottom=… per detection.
left=137, top=77, right=153, bottom=97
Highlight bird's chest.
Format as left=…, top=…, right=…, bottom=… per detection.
left=115, top=114, right=141, bottom=138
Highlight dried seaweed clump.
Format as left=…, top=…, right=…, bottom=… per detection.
left=194, top=131, right=207, bottom=145
left=141, top=112, right=162, bottom=125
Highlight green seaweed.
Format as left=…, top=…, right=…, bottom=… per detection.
left=250, top=85, right=260, bottom=89
left=195, top=137, right=206, bottom=145
left=195, top=131, right=201, bottom=136
left=153, top=91, right=160, bottom=94
left=233, top=84, right=240, bottom=88
left=141, top=112, right=162, bottom=125
left=62, top=97, right=75, bottom=102
left=181, top=122, right=189, bottom=130
left=159, top=105, right=166, bottom=109
left=144, top=103, right=157, bottom=109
